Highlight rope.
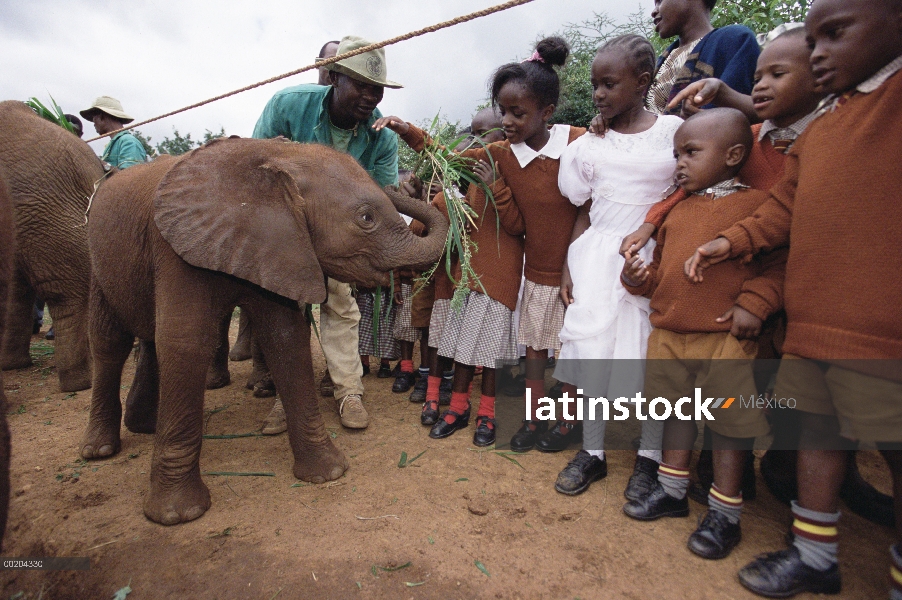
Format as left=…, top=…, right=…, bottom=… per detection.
left=86, top=0, right=538, bottom=143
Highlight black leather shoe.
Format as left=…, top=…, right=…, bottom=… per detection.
left=687, top=510, right=742, bottom=559
left=502, top=374, right=526, bottom=396
left=439, top=377, right=452, bottom=405
left=409, top=376, right=428, bottom=402
left=555, top=450, right=607, bottom=495
left=421, top=401, right=439, bottom=427
left=392, top=371, right=416, bottom=393
left=536, top=421, right=582, bottom=453
left=548, top=379, right=564, bottom=398
left=738, top=546, right=841, bottom=597
left=377, top=363, right=393, bottom=378
left=623, top=481, right=689, bottom=521
left=472, top=416, right=496, bottom=447
left=624, top=455, right=660, bottom=501
left=429, top=408, right=470, bottom=439
left=361, top=364, right=370, bottom=377
left=509, top=420, right=548, bottom=452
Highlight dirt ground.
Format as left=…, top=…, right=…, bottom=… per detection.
left=0, top=315, right=896, bottom=600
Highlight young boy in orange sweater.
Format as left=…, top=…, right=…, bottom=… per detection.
left=620, top=108, right=785, bottom=562
left=687, top=0, right=902, bottom=596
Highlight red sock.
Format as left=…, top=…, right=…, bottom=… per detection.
left=477, top=395, right=495, bottom=427
left=444, top=391, right=471, bottom=423
left=400, top=359, right=414, bottom=373
left=526, top=379, right=545, bottom=422
left=426, top=375, right=441, bottom=402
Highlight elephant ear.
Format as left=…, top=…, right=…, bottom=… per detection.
left=153, top=138, right=326, bottom=304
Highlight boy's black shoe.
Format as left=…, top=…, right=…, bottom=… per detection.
left=738, top=547, right=841, bottom=598
left=472, top=416, right=496, bottom=447
left=44, top=326, right=55, bottom=340
left=392, top=371, right=416, bottom=393
left=622, top=481, right=689, bottom=521
left=545, top=356, right=556, bottom=369
left=377, top=363, right=393, bottom=378
left=361, top=364, right=370, bottom=377
left=502, top=373, right=526, bottom=396
left=509, top=420, right=548, bottom=452
left=624, top=455, right=659, bottom=501
left=429, top=408, right=470, bottom=439
left=408, top=376, right=428, bottom=402
left=554, top=450, right=607, bottom=495
left=687, top=510, right=742, bottom=560
left=439, top=377, right=452, bottom=405
left=421, top=401, right=439, bottom=427
left=390, top=362, right=401, bottom=378
left=536, top=420, right=582, bottom=453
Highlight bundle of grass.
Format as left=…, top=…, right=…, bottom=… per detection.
left=25, top=95, right=75, bottom=134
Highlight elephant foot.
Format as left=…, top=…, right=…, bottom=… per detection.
left=80, top=420, right=122, bottom=459
left=57, top=368, right=92, bottom=393
left=247, top=371, right=276, bottom=397
left=124, top=404, right=157, bottom=435
left=228, top=343, right=251, bottom=362
left=0, top=355, right=33, bottom=371
left=143, top=473, right=211, bottom=526
left=205, top=368, right=231, bottom=390
left=292, top=442, right=349, bottom=484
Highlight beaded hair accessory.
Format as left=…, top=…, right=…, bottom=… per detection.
left=521, top=50, right=545, bottom=63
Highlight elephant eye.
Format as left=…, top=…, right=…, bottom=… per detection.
left=359, top=212, right=375, bottom=226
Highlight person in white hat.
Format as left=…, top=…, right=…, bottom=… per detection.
left=80, top=96, right=147, bottom=169
left=253, top=36, right=403, bottom=431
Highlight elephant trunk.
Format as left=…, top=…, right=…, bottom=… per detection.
left=383, top=188, right=449, bottom=271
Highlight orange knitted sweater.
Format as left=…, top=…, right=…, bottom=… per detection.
left=720, top=69, right=902, bottom=371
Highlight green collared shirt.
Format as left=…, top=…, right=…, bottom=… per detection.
left=252, top=84, right=398, bottom=187
left=101, top=131, right=147, bottom=169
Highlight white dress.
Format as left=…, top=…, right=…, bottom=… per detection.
left=554, top=115, right=682, bottom=398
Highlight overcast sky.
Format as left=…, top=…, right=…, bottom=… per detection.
left=1, top=0, right=652, bottom=155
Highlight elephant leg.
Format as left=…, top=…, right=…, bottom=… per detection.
left=0, top=267, right=35, bottom=371
left=205, top=311, right=231, bottom=390
left=228, top=307, right=252, bottom=361
left=0, top=389, right=9, bottom=551
left=45, top=298, right=92, bottom=392
left=81, top=282, right=133, bottom=459
left=124, top=339, right=159, bottom=434
left=246, top=335, right=275, bottom=397
left=252, top=299, right=347, bottom=483
left=143, top=287, right=217, bottom=525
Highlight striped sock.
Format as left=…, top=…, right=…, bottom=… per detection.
left=443, top=369, right=454, bottom=380
left=790, top=500, right=839, bottom=571
left=657, top=462, right=690, bottom=500
left=891, top=544, right=902, bottom=600
left=708, top=485, right=742, bottom=524
left=418, top=366, right=430, bottom=378
left=425, top=375, right=442, bottom=402
left=444, top=391, right=471, bottom=424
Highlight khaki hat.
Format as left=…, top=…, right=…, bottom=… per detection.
left=316, top=36, right=403, bottom=89
left=79, top=96, right=134, bottom=123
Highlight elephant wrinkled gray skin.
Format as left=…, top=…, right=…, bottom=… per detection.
left=0, top=100, right=104, bottom=392
left=0, top=173, right=15, bottom=549
left=82, top=137, right=448, bottom=525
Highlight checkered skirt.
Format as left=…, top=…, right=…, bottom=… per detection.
left=518, top=280, right=566, bottom=351
left=392, top=283, right=421, bottom=343
left=357, top=288, right=400, bottom=359
left=437, top=291, right=518, bottom=368
left=427, top=298, right=451, bottom=349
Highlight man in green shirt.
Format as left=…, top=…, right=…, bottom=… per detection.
left=253, top=36, right=403, bottom=431
left=80, top=96, right=147, bottom=170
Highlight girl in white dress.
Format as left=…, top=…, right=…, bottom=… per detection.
left=552, top=35, right=683, bottom=498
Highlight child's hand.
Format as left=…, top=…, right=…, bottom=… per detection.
left=472, top=160, right=498, bottom=186
left=684, top=237, right=732, bottom=282
left=667, top=78, right=724, bottom=113
left=372, top=116, right=410, bottom=135
left=588, top=114, right=609, bottom=138
left=620, top=223, right=655, bottom=258
left=393, top=288, right=404, bottom=305
left=560, top=265, right=575, bottom=305
left=621, top=254, right=648, bottom=287
left=716, top=306, right=763, bottom=340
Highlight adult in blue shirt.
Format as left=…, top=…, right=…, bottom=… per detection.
left=80, top=96, right=147, bottom=169
left=253, top=36, right=403, bottom=431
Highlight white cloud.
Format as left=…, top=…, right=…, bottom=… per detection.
left=1, top=0, right=651, bottom=154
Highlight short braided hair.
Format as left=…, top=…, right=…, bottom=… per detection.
left=597, top=34, right=657, bottom=89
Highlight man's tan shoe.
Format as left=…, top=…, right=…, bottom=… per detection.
left=261, top=399, right=287, bottom=435
left=338, top=394, right=368, bottom=429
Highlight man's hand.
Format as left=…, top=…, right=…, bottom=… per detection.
left=472, top=160, right=498, bottom=186
left=620, top=223, right=655, bottom=258
left=560, top=265, right=575, bottom=305
left=588, top=114, right=609, bottom=137
left=684, top=237, right=732, bottom=283
left=716, top=305, right=763, bottom=340
left=372, top=116, right=410, bottom=135
left=667, top=78, right=724, bottom=113
left=621, top=254, right=648, bottom=287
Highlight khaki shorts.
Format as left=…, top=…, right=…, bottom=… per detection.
left=777, top=354, right=902, bottom=442
left=644, top=329, right=770, bottom=439
left=409, top=277, right=435, bottom=329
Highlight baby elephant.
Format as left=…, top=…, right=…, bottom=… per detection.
left=82, top=138, right=447, bottom=525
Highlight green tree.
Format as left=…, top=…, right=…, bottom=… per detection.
left=131, top=130, right=157, bottom=158
left=155, top=127, right=228, bottom=156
